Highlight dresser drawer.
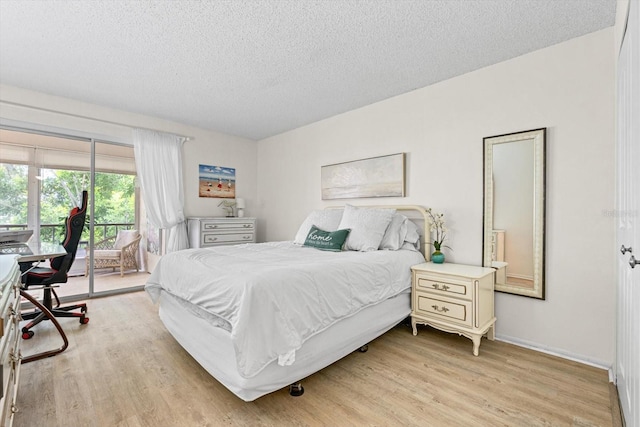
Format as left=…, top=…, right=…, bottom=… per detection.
left=0, top=313, right=18, bottom=368
left=189, top=218, right=257, bottom=249
left=202, top=232, right=254, bottom=245
left=415, top=274, right=471, bottom=300
left=0, top=361, right=16, bottom=425
left=201, top=221, right=254, bottom=231
left=0, top=271, right=18, bottom=342
left=415, top=293, right=472, bottom=327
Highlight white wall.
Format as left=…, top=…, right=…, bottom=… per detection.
left=257, top=29, right=616, bottom=366
left=0, top=85, right=258, bottom=220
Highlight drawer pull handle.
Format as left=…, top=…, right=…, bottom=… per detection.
left=243, top=236, right=251, bottom=240
left=432, top=283, right=449, bottom=291
left=243, top=224, right=251, bottom=228
left=431, top=305, right=449, bottom=313
left=206, top=225, right=217, bottom=229
left=210, top=237, right=217, bottom=241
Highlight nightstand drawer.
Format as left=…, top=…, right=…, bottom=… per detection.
left=415, top=275, right=470, bottom=299
left=415, top=293, right=472, bottom=327
left=202, top=233, right=254, bottom=245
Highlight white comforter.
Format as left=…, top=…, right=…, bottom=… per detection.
left=145, top=241, right=424, bottom=378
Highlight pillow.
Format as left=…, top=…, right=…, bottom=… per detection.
left=379, top=213, right=409, bottom=250
left=303, top=225, right=350, bottom=252
left=404, top=219, right=420, bottom=244
left=293, top=209, right=343, bottom=245
left=338, top=205, right=396, bottom=251
left=400, top=241, right=420, bottom=252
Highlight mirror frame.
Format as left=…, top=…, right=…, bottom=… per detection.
left=483, top=128, right=546, bottom=299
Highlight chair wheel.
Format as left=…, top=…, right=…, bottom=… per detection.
left=80, top=316, right=89, bottom=324
left=22, top=330, right=34, bottom=340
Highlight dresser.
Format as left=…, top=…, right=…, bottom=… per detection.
left=410, top=262, right=496, bottom=356
left=0, top=256, right=21, bottom=427
left=187, top=217, right=257, bottom=248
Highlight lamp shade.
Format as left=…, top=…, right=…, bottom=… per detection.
left=235, top=198, right=245, bottom=209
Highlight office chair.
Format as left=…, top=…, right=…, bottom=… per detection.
left=21, top=190, right=90, bottom=340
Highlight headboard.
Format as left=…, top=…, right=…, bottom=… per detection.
left=326, top=204, right=431, bottom=259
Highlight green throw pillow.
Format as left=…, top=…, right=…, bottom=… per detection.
left=303, top=225, right=350, bottom=252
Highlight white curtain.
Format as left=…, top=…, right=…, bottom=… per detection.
left=133, top=129, right=189, bottom=253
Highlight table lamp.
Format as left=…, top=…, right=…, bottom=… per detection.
left=236, top=198, right=246, bottom=217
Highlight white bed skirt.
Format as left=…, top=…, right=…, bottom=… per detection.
left=157, top=289, right=410, bottom=401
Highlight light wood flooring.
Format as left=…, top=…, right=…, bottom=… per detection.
left=15, top=291, right=618, bottom=427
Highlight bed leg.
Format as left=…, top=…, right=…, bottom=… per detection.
left=289, top=382, right=304, bottom=397
left=358, top=344, right=369, bottom=352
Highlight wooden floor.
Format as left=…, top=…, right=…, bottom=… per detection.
left=15, top=291, right=618, bottom=427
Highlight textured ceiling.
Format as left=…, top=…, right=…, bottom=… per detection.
left=0, top=1, right=616, bottom=141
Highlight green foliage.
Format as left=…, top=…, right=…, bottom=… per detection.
left=1, top=164, right=135, bottom=242
left=0, top=163, right=28, bottom=224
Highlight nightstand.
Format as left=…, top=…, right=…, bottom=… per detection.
left=410, top=262, right=496, bottom=356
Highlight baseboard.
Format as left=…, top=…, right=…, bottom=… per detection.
left=495, top=334, right=612, bottom=372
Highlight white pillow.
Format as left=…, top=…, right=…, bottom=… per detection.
left=379, top=213, right=408, bottom=250
left=293, top=209, right=343, bottom=245
left=404, top=219, right=420, bottom=244
left=400, top=241, right=420, bottom=252
left=338, top=205, right=396, bottom=251
left=379, top=214, right=422, bottom=250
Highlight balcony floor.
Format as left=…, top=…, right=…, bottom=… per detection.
left=22, top=268, right=149, bottom=305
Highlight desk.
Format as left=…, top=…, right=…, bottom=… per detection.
left=13, top=241, right=66, bottom=263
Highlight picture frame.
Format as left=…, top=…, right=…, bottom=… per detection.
left=321, top=153, right=406, bottom=200
left=199, top=164, right=236, bottom=198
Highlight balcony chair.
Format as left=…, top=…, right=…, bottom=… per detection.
left=21, top=190, right=89, bottom=340
left=86, top=229, right=141, bottom=277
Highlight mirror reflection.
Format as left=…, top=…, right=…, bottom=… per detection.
left=483, top=128, right=546, bottom=299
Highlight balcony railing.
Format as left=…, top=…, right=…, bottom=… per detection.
left=1, top=223, right=135, bottom=244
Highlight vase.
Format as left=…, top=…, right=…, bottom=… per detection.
left=431, top=250, right=445, bottom=264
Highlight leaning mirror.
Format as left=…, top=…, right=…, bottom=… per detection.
left=483, top=128, right=546, bottom=299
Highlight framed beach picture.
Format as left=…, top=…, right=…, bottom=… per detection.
left=199, top=164, right=236, bottom=198
left=321, top=153, right=406, bottom=200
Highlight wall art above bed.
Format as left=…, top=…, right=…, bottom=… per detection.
left=321, top=153, right=406, bottom=200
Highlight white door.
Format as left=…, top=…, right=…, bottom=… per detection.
left=616, top=1, right=640, bottom=425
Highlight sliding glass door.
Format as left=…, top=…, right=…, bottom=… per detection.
left=91, top=141, right=146, bottom=293
left=0, top=127, right=146, bottom=299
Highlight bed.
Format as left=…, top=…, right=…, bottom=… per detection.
left=145, top=205, right=430, bottom=401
